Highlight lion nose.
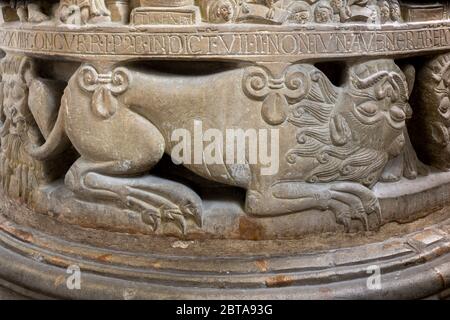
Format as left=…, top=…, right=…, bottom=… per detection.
left=390, top=105, right=406, bottom=122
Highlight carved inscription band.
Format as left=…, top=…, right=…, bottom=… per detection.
left=1, top=25, right=450, bottom=61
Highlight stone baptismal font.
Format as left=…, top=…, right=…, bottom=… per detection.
left=0, top=0, right=449, bottom=299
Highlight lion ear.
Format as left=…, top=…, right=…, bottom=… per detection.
left=330, top=113, right=351, bottom=146
left=402, top=64, right=416, bottom=97
left=18, top=57, right=36, bottom=87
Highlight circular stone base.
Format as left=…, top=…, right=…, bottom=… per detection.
left=28, top=171, right=450, bottom=240
left=0, top=193, right=449, bottom=299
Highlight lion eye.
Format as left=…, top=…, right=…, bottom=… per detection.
left=357, top=102, right=378, bottom=117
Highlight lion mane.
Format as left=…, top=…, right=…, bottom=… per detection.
left=286, top=60, right=408, bottom=188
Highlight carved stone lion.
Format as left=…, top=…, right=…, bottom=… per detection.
left=24, top=59, right=414, bottom=233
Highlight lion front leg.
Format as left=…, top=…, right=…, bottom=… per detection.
left=245, top=181, right=382, bottom=232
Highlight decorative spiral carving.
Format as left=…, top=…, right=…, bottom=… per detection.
left=284, top=66, right=311, bottom=101
left=78, top=65, right=131, bottom=94
left=362, top=173, right=378, bottom=186
left=110, top=67, right=131, bottom=95
left=292, top=106, right=305, bottom=118
left=286, top=151, right=300, bottom=164
left=296, top=132, right=308, bottom=144
left=317, top=152, right=330, bottom=164
left=78, top=65, right=99, bottom=93
left=340, top=164, right=354, bottom=176
left=242, top=66, right=270, bottom=100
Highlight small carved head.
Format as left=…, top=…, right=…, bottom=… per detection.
left=314, top=1, right=334, bottom=23
left=287, top=2, right=311, bottom=24
left=0, top=55, right=35, bottom=137
left=206, top=0, right=237, bottom=23
left=59, top=4, right=82, bottom=25
left=330, top=0, right=345, bottom=13
left=378, top=0, right=391, bottom=23
left=390, top=0, right=401, bottom=22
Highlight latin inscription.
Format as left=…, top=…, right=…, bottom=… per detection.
left=131, top=9, right=197, bottom=25
left=1, top=27, right=449, bottom=58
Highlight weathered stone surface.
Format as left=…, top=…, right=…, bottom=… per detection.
left=0, top=0, right=449, bottom=299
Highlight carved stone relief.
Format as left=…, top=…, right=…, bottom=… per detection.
left=15, top=59, right=410, bottom=232
left=197, top=0, right=403, bottom=25
left=58, top=0, right=111, bottom=24
left=0, top=0, right=438, bottom=26
left=0, top=0, right=449, bottom=299
left=3, top=0, right=53, bottom=22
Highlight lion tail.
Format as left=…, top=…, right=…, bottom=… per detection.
left=27, top=93, right=71, bottom=161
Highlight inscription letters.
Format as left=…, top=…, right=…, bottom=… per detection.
left=1, top=27, right=449, bottom=59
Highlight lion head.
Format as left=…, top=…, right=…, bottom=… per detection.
left=287, top=59, right=414, bottom=188
left=0, top=55, right=35, bottom=140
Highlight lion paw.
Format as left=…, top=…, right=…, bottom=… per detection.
left=329, top=182, right=382, bottom=232
left=140, top=200, right=201, bottom=235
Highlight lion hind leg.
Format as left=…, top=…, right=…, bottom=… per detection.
left=64, top=158, right=124, bottom=201
left=85, top=173, right=203, bottom=234
left=65, top=158, right=202, bottom=234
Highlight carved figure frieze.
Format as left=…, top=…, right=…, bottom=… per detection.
left=198, top=0, right=403, bottom=25
left=1, top=0, right=55, bottom=22
left=58, top=0, right=111, bottom=24
left=31, top=0, right=398, bottom=25
left=0, top=0, right=449, bottom=26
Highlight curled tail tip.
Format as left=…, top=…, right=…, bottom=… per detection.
left=26, top=95, right=70, bottom=161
